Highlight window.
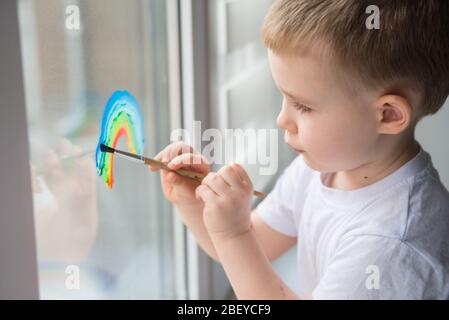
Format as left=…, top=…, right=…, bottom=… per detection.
left=208, top=0, right=295, bottom=191
left=18, top=0, right=184, bottom=299
left=207, top=0, right=298, bottom=298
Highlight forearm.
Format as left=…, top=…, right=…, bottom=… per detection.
left=210, top=226, right=299, bottom=300
left=176, top=203, right=219, bottom=262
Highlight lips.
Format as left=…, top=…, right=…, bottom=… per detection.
left=284, top=133, right=304, bottom=153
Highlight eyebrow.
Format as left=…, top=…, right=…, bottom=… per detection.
left=280, top=89, right=316, bottom=107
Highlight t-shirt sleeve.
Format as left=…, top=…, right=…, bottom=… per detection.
left=312, top=235, right=441, bottom=299
left=256, top=156, right=307, bottom=237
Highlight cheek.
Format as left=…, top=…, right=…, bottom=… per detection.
left=301, top=120, right=345, bottom=159
left=301, top=112, right=376, bottom=170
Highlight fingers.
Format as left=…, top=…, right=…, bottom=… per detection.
left=149, top=143, right=254, bottom=198
left=168, top=153, right=210, bottom=174
left=202, top=172, right=230, bottom=196
left=169, top=142, right=194, bottom=160
left=56, top=138, right=82, bottom=158
left=195, top=184, right=217, bottom=202
left=230, top=163, right=253, bottom=188
left=161, top=153, right=210, bottom=190
left=160, top=141, right=194, bottom=161
left=44, top=149, right=64, bottom=180
left=200, top=164, right=253, bottom=198
left=149, top=141, right=195, bottom=172
left=216, top=164, right=243, bottom=187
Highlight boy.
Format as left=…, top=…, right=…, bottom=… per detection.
left=149, top=0, right=449, bottom=299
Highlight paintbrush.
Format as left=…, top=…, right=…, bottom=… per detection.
left=100, top=143, right=267, bottom=198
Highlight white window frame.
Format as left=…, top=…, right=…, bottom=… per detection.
left=180, top=0, right=233, bottom=300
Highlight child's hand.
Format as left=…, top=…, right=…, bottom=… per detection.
left=149, top=142, right=210, bottom=210
left=195, top=163, right=253, bottom=241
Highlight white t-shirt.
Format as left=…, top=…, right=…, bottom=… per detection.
left=257, top=145, right=449, bottom=299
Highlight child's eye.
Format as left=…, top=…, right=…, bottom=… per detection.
left=292, top=102, right=312, bottom=113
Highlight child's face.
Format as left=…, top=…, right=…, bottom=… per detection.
left=268, top=49, right=381, bottom=173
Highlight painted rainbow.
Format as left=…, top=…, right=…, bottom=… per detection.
left=95, top=90, right=144, bottom=188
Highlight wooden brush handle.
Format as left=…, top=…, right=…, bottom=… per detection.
left=144, top=157, right=206, bottom=181
left=144, top=157, right=267, bottom=199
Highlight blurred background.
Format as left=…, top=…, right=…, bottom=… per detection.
left=0, top=0, right=447, bottom=299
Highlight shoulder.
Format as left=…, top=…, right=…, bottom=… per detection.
left=409, top=164, right=449, bottom=216
left=344, top=165, right=449, bottom=240
left=337, top=172, right=449, bottom=289
left=315, top=234, right=449, bottom=299
left=406, top=148, right=449, bottom=218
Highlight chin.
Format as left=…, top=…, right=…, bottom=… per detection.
left=300, top=153, right=315, bottom=170
left=301, top=154, right=334, bottom=173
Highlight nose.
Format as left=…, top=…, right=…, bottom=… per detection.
left=276, top=103, right=298, bottom=134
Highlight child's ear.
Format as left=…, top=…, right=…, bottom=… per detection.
left=375, top=94, right=413, bottom=135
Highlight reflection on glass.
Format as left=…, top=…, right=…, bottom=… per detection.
left=19, top=0, right=179, bottom=299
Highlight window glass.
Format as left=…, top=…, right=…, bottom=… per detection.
left=18, top=0, right=182, bottom=299
left=208, top=0, right=295, bottom=194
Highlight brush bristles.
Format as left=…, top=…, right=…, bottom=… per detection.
left=100, top=143, right=115, bottom=154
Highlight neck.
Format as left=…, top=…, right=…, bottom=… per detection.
left=330, top=138, right=420, bottom=190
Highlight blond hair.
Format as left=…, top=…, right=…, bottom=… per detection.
left=262, top=0, right=449, bottom=118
